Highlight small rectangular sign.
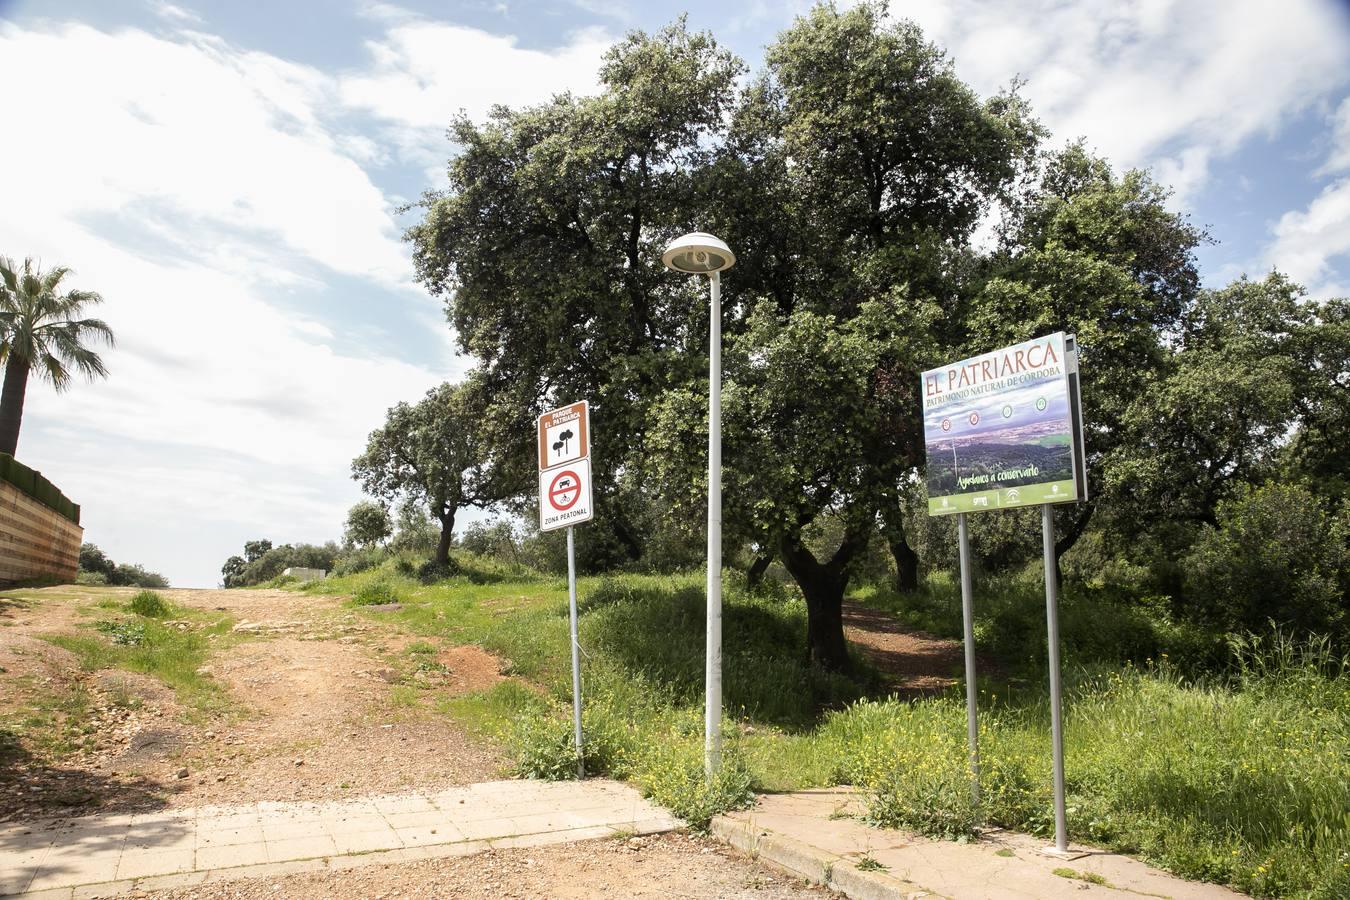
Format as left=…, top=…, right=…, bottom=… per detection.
left=922, top=332, right=1085, bottom=516
left=538, top=401, right=589, bottom=471
left=539, top=458, right=594, bottom=532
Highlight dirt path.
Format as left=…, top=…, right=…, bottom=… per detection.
left=144, top=832, right=829, bottom=900
left=842, top=601, right=966, bottom=695
left=0, top=586, right=503, bottom=820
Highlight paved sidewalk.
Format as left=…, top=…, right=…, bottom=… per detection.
left=714, top=789, right=1244, bottom=900
left=1, top=779, right=679, bottom=898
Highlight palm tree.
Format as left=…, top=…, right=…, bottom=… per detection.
left=0, top=258, right=114, bottom=456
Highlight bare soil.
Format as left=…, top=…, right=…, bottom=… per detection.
left=841, top=601, right=966, bottom=695
left=143, top=832, right=832, bottom=899
left=0, top=586, right=503, bottom=820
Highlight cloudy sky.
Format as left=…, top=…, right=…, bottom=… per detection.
left=0, top=0, right=1347, bottom=587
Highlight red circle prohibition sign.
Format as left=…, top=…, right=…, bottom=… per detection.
left=548, top=470, right=582, bottom=511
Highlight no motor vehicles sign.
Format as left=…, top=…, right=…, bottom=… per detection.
left=539, top=458, right=594, bottom=532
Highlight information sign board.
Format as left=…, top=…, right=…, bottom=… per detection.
left=922, top=332, right=1086, bottom=515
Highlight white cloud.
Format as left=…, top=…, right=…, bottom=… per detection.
left=1318, top=97, right=1350, bottom=176
left=898, top=0, right=1350, bottom=204
left=1, top=23, right=411, bottom=288
left=151, top=1, right=201, bottom=24
left=339, top=18, right=611, bottom=163
left=0, top=19, right=484, bottom=585
left=1266, top=178, right=1350, bottom=296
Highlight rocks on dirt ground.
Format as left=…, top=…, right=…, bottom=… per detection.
left=143, top=833, right=834, bottom=900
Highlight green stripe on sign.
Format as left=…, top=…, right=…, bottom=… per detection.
left=928, top=479, right=1079, bottom=516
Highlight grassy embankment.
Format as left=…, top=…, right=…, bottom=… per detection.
left=304, top=558, right=1348, bottom=899
left=2, top=588, right=238, bottom=769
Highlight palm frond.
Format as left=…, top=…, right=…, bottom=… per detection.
left=0, top=258, right=114, bottom=388
left=39, top=351, right=71, bottom=391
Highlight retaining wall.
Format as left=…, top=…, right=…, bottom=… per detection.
left=0, top=479, right=83, bottom=583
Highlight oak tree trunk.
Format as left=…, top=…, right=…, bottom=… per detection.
left=0, top=357, right=30, bottom=458
left=881, top=505, right=919, bottom=593
left=746, top=554, right=772, bottom=588
left=780, top=525, right=870, bottom=673
left=435, top=511, right=456, bottom=567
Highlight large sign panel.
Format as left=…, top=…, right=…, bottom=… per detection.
left=537, top=401, right=594, bottom=531
left=922, top=332, right=1086, bottom=516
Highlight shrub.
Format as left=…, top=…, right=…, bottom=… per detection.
left=417, top=559, right=457, bottom=583
left=1183, top=484, right=1348, bottom=640
left=128, top=590, right=170, bottom=618
left=352, top=579, right=401, bottom=606
left=95, top=620, right=147, bottom=646
left=332, top=546, right=387, bottom=578
left=75, top=570, right=108, bottom=586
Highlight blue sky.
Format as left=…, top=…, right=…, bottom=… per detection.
left=1, top=0, right=1348, bottom=587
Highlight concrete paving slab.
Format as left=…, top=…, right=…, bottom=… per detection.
left=0, top=779, right=679, bottom=897
left=714, top=790, right=1244, bottom=900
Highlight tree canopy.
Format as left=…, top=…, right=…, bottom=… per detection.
left=407, top=2, right=1349, bottom=663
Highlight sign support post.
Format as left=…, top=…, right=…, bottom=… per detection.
left=567, top=525, right=583, bottom=778
left=957, top=512, right=980, bottom=805
left=1042, top=503, right=1068, bottom=853
left=921, top=333, right=1087, bottom=850
left=536, top=400, right=594, bottom=780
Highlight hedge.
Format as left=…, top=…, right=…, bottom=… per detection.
left=0, top=453, right=80, bottom=525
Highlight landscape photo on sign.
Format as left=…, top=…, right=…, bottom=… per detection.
left=922, top=333, right=1078, bottom=513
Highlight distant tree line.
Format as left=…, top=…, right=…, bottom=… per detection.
left=77, top=543, right=168, bottom=588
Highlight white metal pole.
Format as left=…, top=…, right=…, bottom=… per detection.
left=957, top=513, right=980, bottom=806
left=567, top=525, right=583, bottom=778
left=706, top=270, right=723, bottom=780
left=1042, top=504, right=1068, bottom=852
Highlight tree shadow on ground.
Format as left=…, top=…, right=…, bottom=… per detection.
left=0, top=731, right=187, bottom=896
left=0, top=726, right=172, bottom=822
left=582, top=582, right=875, bottom=732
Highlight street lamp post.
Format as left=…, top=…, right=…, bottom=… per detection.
left=662, top=232, right=736, bottom=779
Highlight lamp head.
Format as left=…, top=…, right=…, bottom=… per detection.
left=661, top=232, right=735, bottom=274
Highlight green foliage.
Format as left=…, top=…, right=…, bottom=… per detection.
left=0, top=257, right=114, bottom=456
left=459, top=519, right=520, bottom=563
left=78, top=543, right=169, bottom=588
left=351, top=578, right=402, bottom=606
left=302, top=560, right=1348, bottom=893
left=353, top=380, right=503, bottom=567
left=127, top=590, right=170, bottom=618
left=330, top=546, right=388, bottom=578
left=390, top=498, right=439, bottom=554
left=94, top=619, right=146, bottom=646
left=1182, top=484, right=1347, bottom=640
left=221, top=540, right=338, bottom=587
left=344, top=500, right=391, bottom=548
left=816, top=645, right=1348, bottom=896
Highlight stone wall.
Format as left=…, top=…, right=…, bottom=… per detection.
left=0, top=479, right=83, bottom=584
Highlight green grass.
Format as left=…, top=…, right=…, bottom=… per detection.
left=1053, top=867, right=1109, bottom=886
left=300, top=556, right=1350, bottom=897
left=40, top=596, right=237, bottom=717
left=128, top=590, right=170, bottom=618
